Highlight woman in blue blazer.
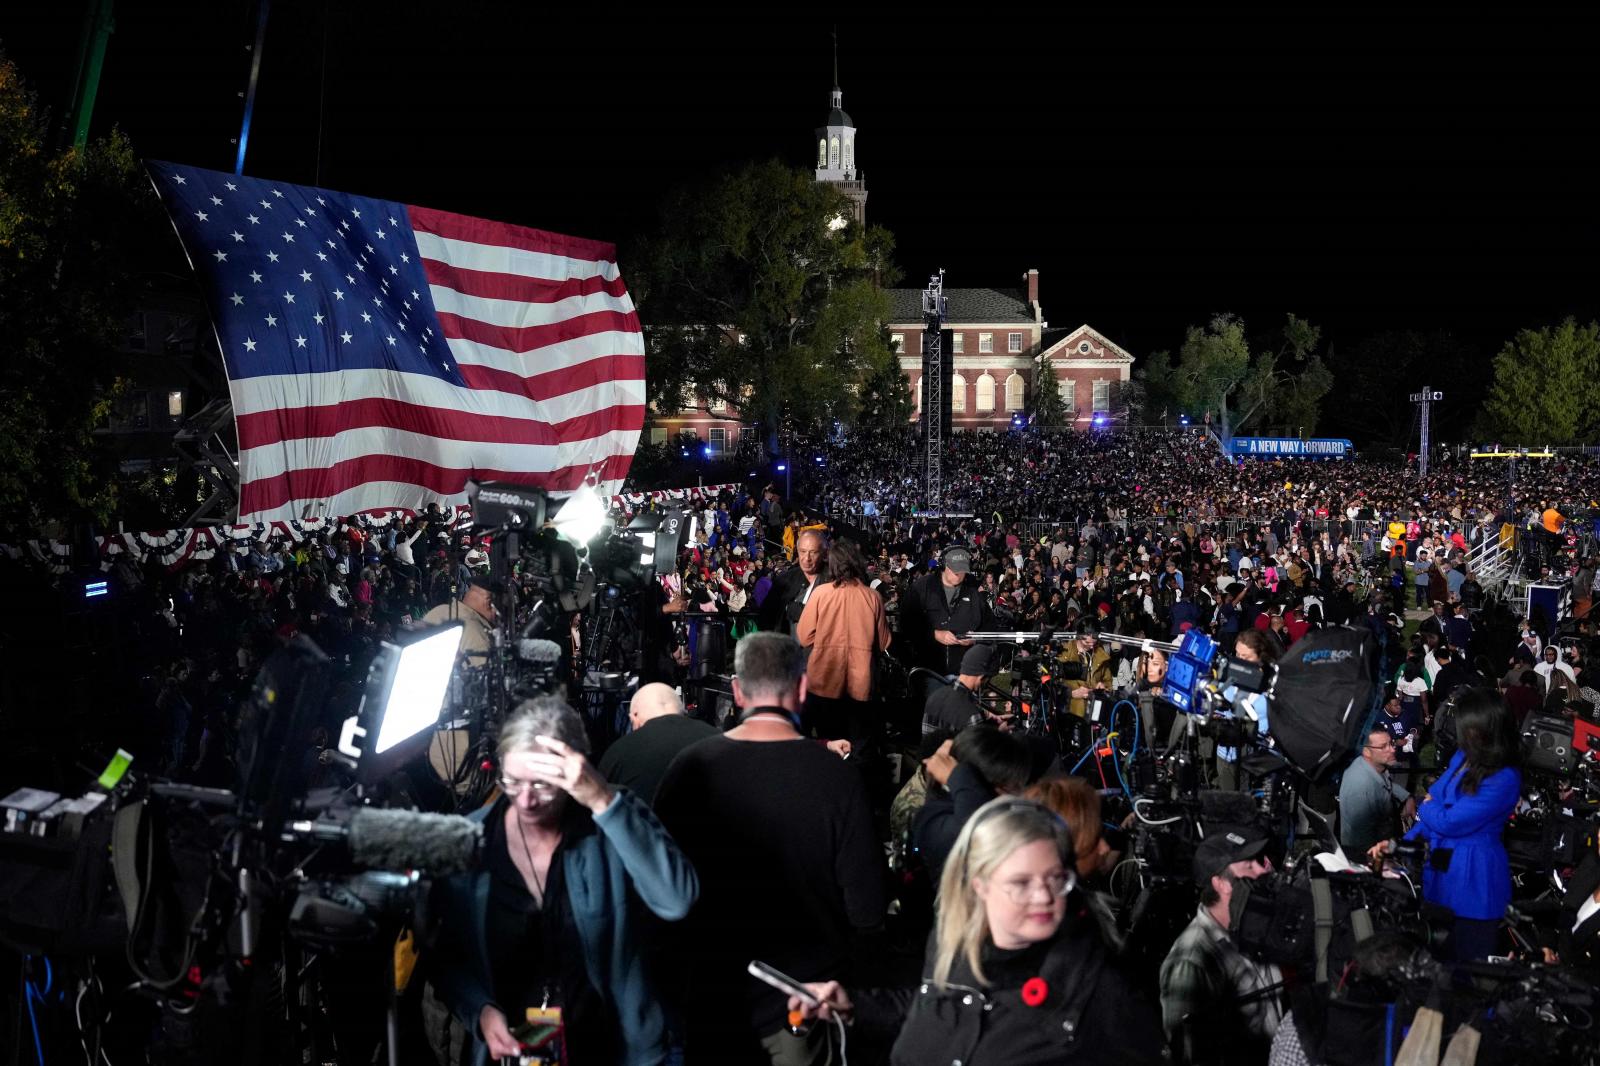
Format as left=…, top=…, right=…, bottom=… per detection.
left=1370, top=687, right=1521, bottom=960
left=428, top=696, right=698, bottom=1066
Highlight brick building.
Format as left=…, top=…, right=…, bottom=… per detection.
left=885, top=273, right=1134, bottom=430
left=646, top=67, right=1135, bottom=447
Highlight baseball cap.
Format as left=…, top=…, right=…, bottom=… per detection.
left=1192, top=826, right=1269, bottom=887
left=943, top=546, right=973, bottom=574
left=960, top=643, right=998, bottom=677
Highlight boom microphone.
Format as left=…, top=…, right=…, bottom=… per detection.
left=290, top=807, right=483, bottom=875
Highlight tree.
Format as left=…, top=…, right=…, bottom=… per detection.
left=1030, top=346, right=1072, bottom=428
left=630, top=161, right=901, bottom=449
left=1482, top=318, right=1600, bottom=445
left=1135, top=313, right=1332, bottom=438
left=0, top=53, right=164, bottom=529
left=859, top=334, right=914, bottom=423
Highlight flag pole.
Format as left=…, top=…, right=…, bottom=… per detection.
left=234, top=0, right=271, bottom=174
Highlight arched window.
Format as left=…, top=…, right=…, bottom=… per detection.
left=844, top=137, right=853, bottom=170
left=1004, top=372, right=1025, bottom=411
left=818, top=139, right=827, bottom=167
left=829, top=136, right=840, bottom=169
left=976, top=373, right=996, bottom=412
left=950, top=373, right=967, bottom=413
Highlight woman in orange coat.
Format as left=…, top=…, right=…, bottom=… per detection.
left=796, top=538, right=892, bottom=756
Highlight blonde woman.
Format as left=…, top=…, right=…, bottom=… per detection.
left=789, top=798, right=1160, bottom=1064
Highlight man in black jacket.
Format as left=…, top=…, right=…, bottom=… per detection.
left=900, top=546, right=993, bottom=681
left=758, top=528, right=828, bottom=635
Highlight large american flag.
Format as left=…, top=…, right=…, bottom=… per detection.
left=150, top=162, right=644, bottom=523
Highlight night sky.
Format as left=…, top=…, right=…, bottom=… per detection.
left=5, top=4, right=1599, bottom=381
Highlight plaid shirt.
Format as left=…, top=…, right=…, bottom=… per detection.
left=1159, top=905, right=1286, bottom=1063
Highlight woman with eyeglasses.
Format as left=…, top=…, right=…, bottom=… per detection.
left=788, top=797, right=1161, bottom=1065
left=428, top=695, right=698, bottom=1066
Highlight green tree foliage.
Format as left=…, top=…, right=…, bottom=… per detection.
left=630, top=161, right=901, bottom=446
left=0, top=53, right=160, bottom=528
left=1136, top=313, right=1332, bottom=438
left=1030, top=346, right=1072, bottom=427
left=860, top=334, right=914, bottom=424
left=1482, top=318, right=1600, bottom=445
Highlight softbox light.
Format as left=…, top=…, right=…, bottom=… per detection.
left=1266, top=626, right=1376, bottom=782
left=341, top=622, right=464, bottom=783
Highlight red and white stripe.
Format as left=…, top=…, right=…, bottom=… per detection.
left=236, top=207, right=644, bottom=523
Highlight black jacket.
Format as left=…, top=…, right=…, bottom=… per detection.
left=911, top=762, right=997, bottom=883
left=758, top=564, right=827, bottom=634
left=901, top=571, right=993, bottom=674
left=851, top=911, right=1166, bottom=1066
left=1560, top=852, right=1600, bottom=980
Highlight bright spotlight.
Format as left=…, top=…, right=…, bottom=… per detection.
left=552, top=483, right=607, bottom=546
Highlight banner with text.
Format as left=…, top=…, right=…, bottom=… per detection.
left=1228, top=437, right=1354, bottom=459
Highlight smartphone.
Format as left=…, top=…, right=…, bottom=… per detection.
left=747, top=960, right=819, bottom=1006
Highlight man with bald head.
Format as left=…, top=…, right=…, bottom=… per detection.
left=598, top=682, right=716, bottom=804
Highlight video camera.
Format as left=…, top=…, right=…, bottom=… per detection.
left=0, top=623, right=484, bottom=1066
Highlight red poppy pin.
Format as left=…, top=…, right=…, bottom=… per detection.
left=1021, top=977, right=1049, bottom=1007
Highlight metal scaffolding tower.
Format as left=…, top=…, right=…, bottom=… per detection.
left=921, top=270, right=948, bottom=504
left=1410, top=386, right=1443, bottom=476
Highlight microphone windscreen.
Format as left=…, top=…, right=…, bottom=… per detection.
left=1199, top=790, right=1260, bottom=829
left=347, top=807, right=483, bottom=875
left=517, top=638, right=563, bottom=665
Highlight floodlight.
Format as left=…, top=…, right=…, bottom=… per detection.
left=551, top=483, right=607, bottom=546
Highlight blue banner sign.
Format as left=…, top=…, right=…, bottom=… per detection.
left=1228, top=437, right=1354, bottom=458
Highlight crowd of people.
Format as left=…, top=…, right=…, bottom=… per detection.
left=11, top=424, right=1600, bottom=1065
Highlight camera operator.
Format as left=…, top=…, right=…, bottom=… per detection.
left=1213, top=629, right=1278, bottom=791
left=1159, top=826, right=1286, bottom=1066
left=1062, top=620, right=1114, bottom=719
left=922, top=643, right=1011, bottom=736
left=1368, top=687, right=1521, bottom=961
left=428, top=696, right=698, bottom=1066
left=1338, top=726, right=1416, bottom=856
left=419, top=573, right=499, bottom=660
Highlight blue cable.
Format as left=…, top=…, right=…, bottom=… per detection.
left=23, top=954, right=51, bottom=1066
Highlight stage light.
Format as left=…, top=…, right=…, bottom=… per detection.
left=84, top=580, right=109, bottom=599
left=776, top=463, right=787, bottom=472
left=552, top=483, right=607, bottom=546
left=702, top=445, right=712, bottom=458
left=1179, top=414, right=1190, bottom=426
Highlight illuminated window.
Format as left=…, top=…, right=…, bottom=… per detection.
left=818, top=139, right=827, bottom=167
left=952, top=333, right=964, bottom=354
left=950, top=373, right=967, bottom=413
left=1004, top=373, right=1025, bottom=411
left=830, top=136, right=840, bottom=168
left=976, top=374, right=996, bottom=412
left=1093, top=380, right=1110, bottom=410
left=891, top=333, right=904, bottom=353
left=979, top=333, right=994, bottom=354
left=1060, top=378, right=1076, bottom=410
left=1008, top=332, right=1023, bottom=354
